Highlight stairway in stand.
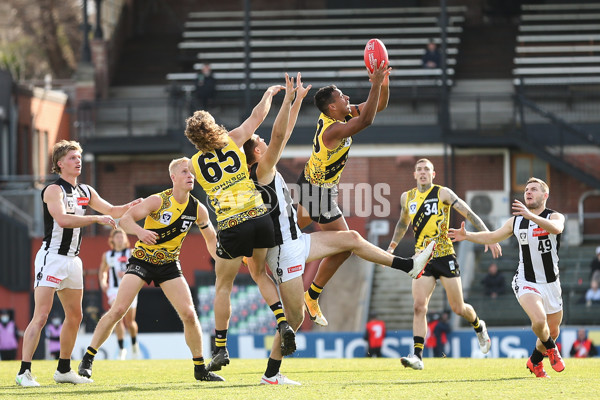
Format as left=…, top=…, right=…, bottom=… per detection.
left=369, top=265, right=446, bottom=331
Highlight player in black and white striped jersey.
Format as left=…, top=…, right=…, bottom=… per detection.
left=16, top=140, right=142, bottom=387
left=448, top=177, right=566, bottom=378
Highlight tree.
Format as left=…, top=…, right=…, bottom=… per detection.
left=0, top=0, right=83, bottom=80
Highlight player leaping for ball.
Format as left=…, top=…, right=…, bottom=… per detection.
left=244, top=72, right=434, bottom=385
left=296, top=59, right=392, bottom=327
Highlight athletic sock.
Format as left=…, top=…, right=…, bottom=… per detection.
left=215, top=329, right=227, bottom=351
left=193, top=357, right=206, bottom=373
left=57, top=358, right=71, bottom=374
left=131, top=336, right=137, bottom=345
left=414, top=336, right=425, bottom=359
left=270, top=301, right=288, bottom=328
left=531, top=348, right=544, bottom=364
left=85, top=346, right=98, bottom=360
left=471, top=316, right=482, bottom=333
left=19, top=361, right=32, bottom=375
left=308, top=282, right=323, bottom=300
left=542, top=336, right=556, bottom=350
left=264, top=357, right=282, bottom=378
left=390, top=256, right=413, bottom=273
left=118, top=339, right=124, bottom=349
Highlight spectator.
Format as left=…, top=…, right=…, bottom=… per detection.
left=195, top=63, right=217, bottom=110
left=590, top=246, right=600, bottom=285
left=45, top=316, right=62, bottom=360
left=365, top=315, right=386, bottom=357
left=481, top=263, right=506, bottom=298
left=585, top=280, right=600, bottom=307
left=433, top=311, right=451, bottom=357
left=570, top=328, right=598, bottom=358
left=0, top=310, right=19, bottom=360
left=421, top=40, right=441, bottom=69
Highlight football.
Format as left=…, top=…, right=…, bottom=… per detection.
left=364, top=38, right=389, bottom=73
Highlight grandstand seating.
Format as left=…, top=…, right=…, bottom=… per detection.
left=197, top=284, right=276, bottom=334
left=167, top=6, right=466, bottom=99
left=513, top=3, right=600, bottom=88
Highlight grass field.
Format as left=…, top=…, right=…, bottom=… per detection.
left=1, top=358, right=598, bottom=400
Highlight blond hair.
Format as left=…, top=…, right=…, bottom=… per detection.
left=169, top=157, right=190, bottom=176
left=52, top=140, right=82, bottom=174
left=526, top=177, right=549, bottom=194
left=184, top=110, right=229, bottom=153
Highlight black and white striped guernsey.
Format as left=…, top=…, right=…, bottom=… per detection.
left=513, top=208, right=561, bottom=283
left=250, top=164, right=301, bottom=246
left=106, top=249, right=131, bottom=288
left=41, top=178, right=92, bottom=257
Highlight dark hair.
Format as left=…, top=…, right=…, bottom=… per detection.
left=243, top=136, right=259, bottom=166
left=314, top=85, right=338, bottom=114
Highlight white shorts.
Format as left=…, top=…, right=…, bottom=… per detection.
left=512, top=274, right=563, bottom=314
left=266, top=233, right=311, bottom=285
left=106, top=288, right=138, bottom=309
left=34, top=249, right=83, bottom=290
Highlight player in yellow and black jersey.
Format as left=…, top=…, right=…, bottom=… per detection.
left=78, top=158, right=224, bottom=383
left=386, top=158, right=502, bottom=370
left=296, top=60, right=391, bottom=327
left=184, top=80, right=298, bottom=373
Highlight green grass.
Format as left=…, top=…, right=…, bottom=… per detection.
left=1, top=358, right=598, bottom=400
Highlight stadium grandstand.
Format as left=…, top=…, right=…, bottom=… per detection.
left=1, top=0, right=600, bottom=360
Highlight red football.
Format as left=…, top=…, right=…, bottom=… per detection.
left=364, top=38, right=389, bottom=73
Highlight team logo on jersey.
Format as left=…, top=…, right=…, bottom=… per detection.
left=518, top=229, right=528, bottom=245
left=66, top=196, right=75, bottom=213
left=77, top=197, right=90, bottom=206
left=159, top=211, right=173, bottom=225
left=532, top=227, right=549, bottom=237
left=409, top=202, right=417, bottom=214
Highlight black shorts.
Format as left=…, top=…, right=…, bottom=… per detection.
left=125, top=257, right=183, bottom=287
left=216, top=214, right=276, bottom=259
left=422, top=254, right=461, bottom=279
left=296, top=172, right=343, bottom=224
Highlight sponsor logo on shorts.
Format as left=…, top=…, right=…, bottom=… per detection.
left=46, top=275, right=61, bottom=284
left=523, top=285, right=541, bottom=294
left=287, top=265, right=302, bottom=273
left=532, top=227, right=549, bottom=237
left=77, top=197, right=90, bottom=206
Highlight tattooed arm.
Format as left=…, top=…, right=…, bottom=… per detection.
left=440, top=186, right=502, bottom=258
left=387, top=191, right=411, bottom=253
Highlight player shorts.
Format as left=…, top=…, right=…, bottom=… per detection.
left=125, top=257, right=183, bottom=287
left=34, top=249, right=84, bottom=290
left=512, top=274, right=563, bottom=314
left=216, top=214, right=276, bottom=259
left=266, top=233, right=311, bottom=285
left=296, top=172, right=343, bottom=224
left=422, top=254, right=461, bottom=279
left=106, top=287, right=138, bottom=308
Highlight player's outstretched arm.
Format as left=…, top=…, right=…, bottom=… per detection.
left=324, top=61, right=391, bottom=144
left=229, top=85, right=284, bottom=147
left=441, top=187, right=502, bottom=258
left=256, top=73, right=296, bottom=182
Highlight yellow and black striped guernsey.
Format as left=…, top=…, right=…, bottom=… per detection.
left=304, top=113, right=353, bottom=188
left=406, top=185, right=454, bottom=258
left=190, top=136, right=266, bottom=230
left=132, top=189, right=199, bottom=265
